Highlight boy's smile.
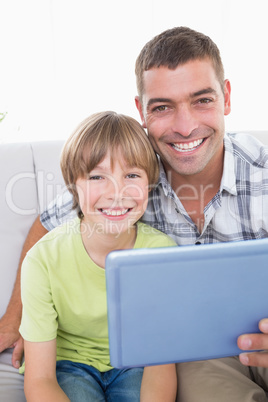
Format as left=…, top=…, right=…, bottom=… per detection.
left=99, top=208, right=131, bottom=217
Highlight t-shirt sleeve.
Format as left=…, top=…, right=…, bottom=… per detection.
left=40, top=190, right=76, bottom=231
left=19, top=251, right=58, bottom=342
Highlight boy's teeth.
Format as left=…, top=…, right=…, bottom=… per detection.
left=172, top=138, right=203, bottom=152
left=101, top=209, right=128, bottom=216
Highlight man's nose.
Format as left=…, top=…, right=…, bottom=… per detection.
left=171, top=106, right=198, bottom=138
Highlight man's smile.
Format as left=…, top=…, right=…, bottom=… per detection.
left=170, top=138, right=205, bottom=152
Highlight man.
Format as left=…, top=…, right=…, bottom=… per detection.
left=1, top=26, right=268, bottom=401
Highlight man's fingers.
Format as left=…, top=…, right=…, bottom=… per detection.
left=12, top=336, right=24, bottom=369
left=238, top=319, right=268, bottom=352
left=238, top=333, right=268, bottom=351
left=238, top=321, right=268, bottom=368
left=239, top=351, right=268, bottom=367
left=259, top=319, right=268, bottom=334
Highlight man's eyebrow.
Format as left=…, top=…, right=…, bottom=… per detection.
left=146, top=88, right=217, bottom=109
left=146, top=98, right=172, bottom=109
left=191, top=87, right=217, bottom=97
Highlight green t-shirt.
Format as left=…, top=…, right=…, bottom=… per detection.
left=20, top=218, right=176, bottom=372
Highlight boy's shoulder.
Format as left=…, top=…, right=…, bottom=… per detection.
left=136, top=221, right=177, bottom=247
left=27, top=217, right=80, bottom=258
left=41, top=216, right=79, bottom=241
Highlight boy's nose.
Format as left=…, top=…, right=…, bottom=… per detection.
left=105, top=177, right=126, bottom=200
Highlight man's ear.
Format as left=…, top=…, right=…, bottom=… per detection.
left=224, top=79, right=231, bottom=116
left=135, top=96, right=147, bottom=128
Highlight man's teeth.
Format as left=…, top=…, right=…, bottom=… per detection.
left=171, top=138, right=204, bottom=152
left=101, top=209, right=129, bottom=216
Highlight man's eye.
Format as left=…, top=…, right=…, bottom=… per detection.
left=198, top=98, right=212, bottom=104
left=152, top=105, right=168, bottom=112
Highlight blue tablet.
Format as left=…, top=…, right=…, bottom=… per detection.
left=105, top=238, right=268, bottom=368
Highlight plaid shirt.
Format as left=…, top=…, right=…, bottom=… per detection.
left=41, top=133, right=268, bottom=245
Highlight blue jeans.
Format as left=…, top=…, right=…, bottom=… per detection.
left=56, top=360, right=143, bottom=402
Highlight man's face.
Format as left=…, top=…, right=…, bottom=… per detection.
left=135, top=59, right=231, bottom=181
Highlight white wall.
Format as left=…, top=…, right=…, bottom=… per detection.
left=0, top=0, right=267, bottom=143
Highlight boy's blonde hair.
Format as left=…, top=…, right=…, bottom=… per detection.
left=60, top=111, right=159, bottom=215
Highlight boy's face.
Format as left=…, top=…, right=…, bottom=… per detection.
left=135, top=59, right=231, bottom=183
left=76, top=150, right=149, bottom=237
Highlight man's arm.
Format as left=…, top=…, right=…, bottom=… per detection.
left=238, top=319, right=268, bottom=367
left=0, top=216, right=48, bottom=368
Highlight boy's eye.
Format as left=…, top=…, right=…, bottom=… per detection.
left=126, top=173, right=139, bottom=179
left=88, top=175, right=103, bottom=180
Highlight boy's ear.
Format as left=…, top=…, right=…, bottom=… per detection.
left=147, top=183, right=155, bottom=193
left=135, top=96, right=147, bottom=128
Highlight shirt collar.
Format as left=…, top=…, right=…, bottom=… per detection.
left=221, top=134, right=237, bottom=195
left=157, top=161, right=173, bottom=197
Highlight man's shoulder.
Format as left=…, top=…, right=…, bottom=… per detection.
left=225, top=132, right=268, bottom=169
left=40, top=190, right=75, bottom=231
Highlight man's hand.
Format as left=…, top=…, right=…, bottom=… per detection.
left=0, top=314, right=24, bottom=368
left=238, top=319, right=268, bottom=367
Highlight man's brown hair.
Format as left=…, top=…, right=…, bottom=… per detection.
left=135, top=26, right=225, bottom=99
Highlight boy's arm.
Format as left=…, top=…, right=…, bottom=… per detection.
left=140, top=364, right=177, bottom=402
left=24, top=339, right=70, bottom=402
left=0, top=216, right=48, bottom=367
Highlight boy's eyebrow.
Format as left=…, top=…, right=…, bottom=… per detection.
left=146, top=88, right=217, bottom=109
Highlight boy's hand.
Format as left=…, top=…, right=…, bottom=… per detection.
left=238, top=319, right=268, bottom=367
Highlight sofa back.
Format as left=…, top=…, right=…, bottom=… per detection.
left=0, top=141, right=64, bottom=318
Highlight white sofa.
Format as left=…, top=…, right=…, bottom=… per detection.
left=0, top=140, right=65, bottom=402
left=0, top=132, right=268, bottom=401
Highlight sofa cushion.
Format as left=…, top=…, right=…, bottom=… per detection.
left=0, top=143, right=38, bottom=318
left=31, top=141, right=65, bottom=213
left=0, top=141, right=65, bottom=318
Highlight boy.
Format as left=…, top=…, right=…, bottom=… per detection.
left=19, top=111, right=177, bottom=401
